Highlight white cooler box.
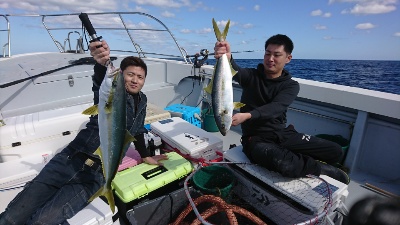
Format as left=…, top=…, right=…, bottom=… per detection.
left=223, top=145, right=349, bottom=225
left=67, top=198, right=119, bottom=225
left=150, top=117, right=223, bottom=162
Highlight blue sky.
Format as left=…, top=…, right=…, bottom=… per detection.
left=0, top=0, right=399, bottom=60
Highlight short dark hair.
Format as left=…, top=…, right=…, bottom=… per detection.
left=265, top=34, right=294, bottom=54
left=346, top=196, right=400, bottom=225
left=120, top=56, right=147, bottom=76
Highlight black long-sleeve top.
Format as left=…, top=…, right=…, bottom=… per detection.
left=230, top=59, right=300, bottom=137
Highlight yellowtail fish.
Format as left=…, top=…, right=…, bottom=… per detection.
left=204, top=18, right=244, bottom=136
left=83, top=65, right=135, bottom=213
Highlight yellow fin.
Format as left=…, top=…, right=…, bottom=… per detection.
left=82, top=105, right=99, bottom=115
left=93, top=147, right=106, bottom=176
left=204, top=59, right=218, bottom=94
left=233, top=102, right=245, bottom=110
left=88, top=187, right=116, bottom=213
left=212, top=18, right=222, bottom=41
left=125, top=130, right=137, bottom=147
left=230, top=63, right=237, bottom=77
left=222, top=20, right=230, bottom=40
left=93, top=147, right=102, bottom=159
left=104, top=102, right=112, bottom=114
left=204, top=76, right=214, bottom=94
left=212, top=18, right=230, bottom=41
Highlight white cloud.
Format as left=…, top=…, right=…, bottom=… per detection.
left=196, top=28, right=212, bottom=34
left=216, top=20, right=236, bottom=28
left=315, top=24, right=328, bottom=30
left=161, top=11, right=175, bottom=18
left=242, top=23, right=254, bottom=29
left=254, top=5, right=260, bottom=11
left=180, top=29, right=191, bottom=34
left=0, top=0, right=118, bottom=13
left=355, top=22, right=376, bottom=29
left=311, top=9, right=332, bottom=17
left=323, top=36, right=333, bottom=40
left=134, top=6, right=147, bottom=12
left=394, top=32, right=400, bottom=37
left=311, top=9, right=323, bottom=16
left=336, top=0, right=397, bottom=15
left=132, top=0, right=190, bottom=8
left=323, top=12, right=332, bottom=17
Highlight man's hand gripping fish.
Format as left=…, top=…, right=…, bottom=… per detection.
left=204, top=18, right=244, bottom=136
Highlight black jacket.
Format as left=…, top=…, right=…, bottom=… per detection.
left=69, top=63, right=150, bottom=158
left=231, top=59, right=299, bottom=137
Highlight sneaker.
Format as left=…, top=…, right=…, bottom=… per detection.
left=318, top=161, right=350, bottom=184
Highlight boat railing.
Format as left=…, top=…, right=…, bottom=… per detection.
left=0, top=15, right=11, bottom=57
left=1, top=12, right=192, bottom=63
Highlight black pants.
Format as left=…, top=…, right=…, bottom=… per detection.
left=242, top=125, right=343, bottom=178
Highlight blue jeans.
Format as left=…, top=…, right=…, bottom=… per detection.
left=0, top=147, right=104, bottom=225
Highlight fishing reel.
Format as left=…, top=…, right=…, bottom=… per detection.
left=188, top=49, right=209, bottom=68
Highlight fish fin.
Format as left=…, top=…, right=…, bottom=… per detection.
left=93, top=147, right=103, bottom=159
left=212, top=18, right=222, bottom=41
left=233, top=102, right=246, bottom=110
left=104, top=92, right=114, bottom=114
left=222, top=20, right=230, bottom=40
left=104, top=75, right=117, bottom=114
left=230, top=63, right=238, bottom=77
left=125, top=131, right=136, bottom=146
left=88, top=187, right=116, bottom=213
left=204, top=60, right=219, bottom=94
left=204, top=75, right=214, bottom=94
left=212, top=18, right=230, bottom=41
left=82, top=105, right=99, bottom=115
left=94, top=147, right=106, bottom=176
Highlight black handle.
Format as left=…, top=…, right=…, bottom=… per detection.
left=79, top=13, right=101, bottom=42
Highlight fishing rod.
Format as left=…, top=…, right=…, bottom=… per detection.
left=0, top=57, right=117, bottom=89
left=186, top=49, right=260, bottom=68
left=79, top=13, right=112, bottom=67
left=0, top=13, right=113, bottom=89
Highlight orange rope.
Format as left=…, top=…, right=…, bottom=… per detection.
left=170, top=195, right=267, bottom=225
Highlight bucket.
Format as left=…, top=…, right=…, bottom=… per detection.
left=202, top=108, right=219, bottom=132
left=192, top=165, right=236, bottom=200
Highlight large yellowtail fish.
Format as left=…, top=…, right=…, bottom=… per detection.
left=82, top=65, right=135, bottom=213
left=205, top=18, right=244, bottom=136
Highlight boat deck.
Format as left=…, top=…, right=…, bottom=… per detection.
left=212, top=126, right=388, bottom=211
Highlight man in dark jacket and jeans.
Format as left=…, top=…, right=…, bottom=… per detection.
left=0, top=40, right=167, bottom=224
left=214, top=34, right=349, bottom=184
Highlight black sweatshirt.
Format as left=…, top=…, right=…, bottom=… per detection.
left=231, top=59, right=300, bottom=137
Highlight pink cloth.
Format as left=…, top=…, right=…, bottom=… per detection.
left=118, top=147, right=143, bottom=171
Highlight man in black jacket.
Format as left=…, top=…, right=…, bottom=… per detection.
left=0, top=40, right=167, bottom=225
left=214, top=34, right=349, bottom=184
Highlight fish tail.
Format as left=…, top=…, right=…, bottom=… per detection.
left=212, top=18, right=230, bottom=41
left=88, top=186, right=116, bottom=213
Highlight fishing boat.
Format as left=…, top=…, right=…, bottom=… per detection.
left=1, top=12, right=399, bottom=225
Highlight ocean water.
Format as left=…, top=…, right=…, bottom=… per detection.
left=206, top=59, right=400, bottom=95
